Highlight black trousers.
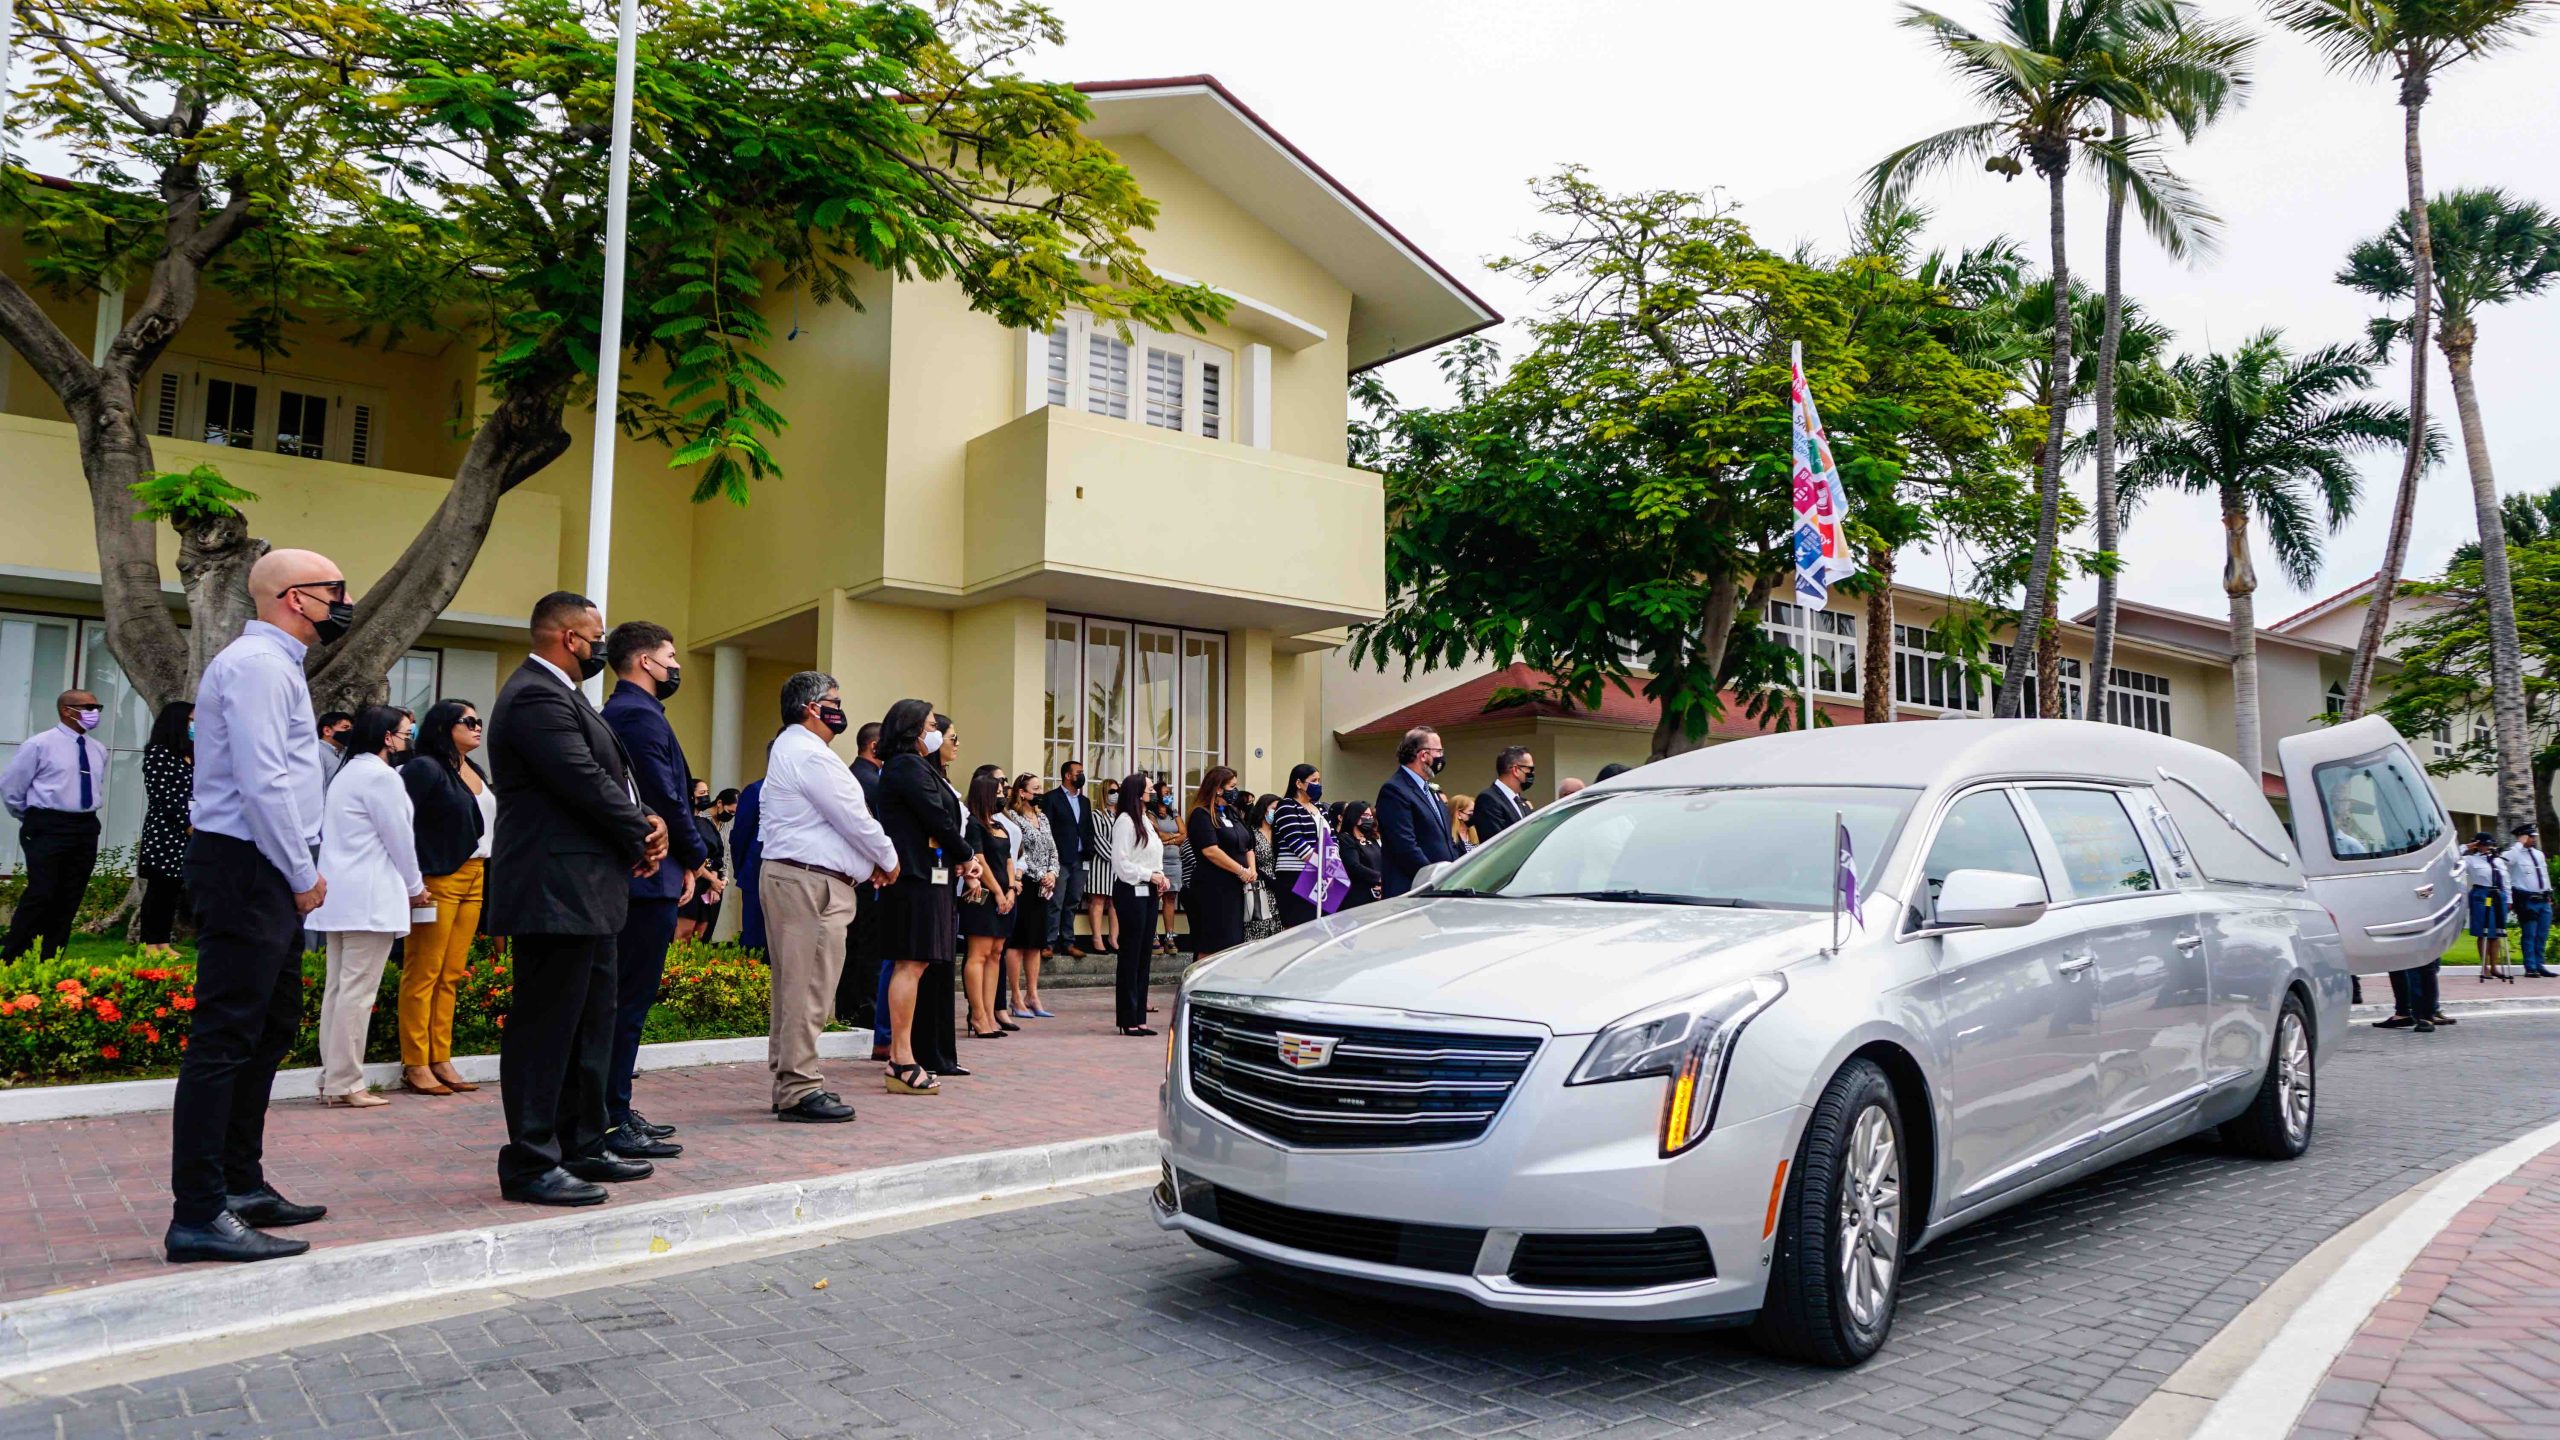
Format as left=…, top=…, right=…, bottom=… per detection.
left=1275, top=886, right=1319, bottom=930
left=914, top=960, right=958, bottom=1073
left=607, top=897, right=678, bottom=1126
left=1113, top=882, right=1158, bottom=1030
left=499, top=933, right=617, bottom=1187
left=835, top=884, right=882, bottom=1025
left=137, top=874, right=190, bottom=946
left=2, top=808, right=101, bottom=961
left=169, top=833, right=304, bottom=1226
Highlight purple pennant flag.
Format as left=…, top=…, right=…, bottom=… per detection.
left=1293, top=824, right=1351, bottom=916
left=1836, top=818, right=1863, bottom=929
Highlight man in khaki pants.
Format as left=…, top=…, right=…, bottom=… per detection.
left=756, top=673, right=899, bottom=1123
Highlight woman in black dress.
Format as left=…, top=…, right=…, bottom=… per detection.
left=1183, top=766, right=1254, bottom=956
left=874, top=699, right=978, bottom=1095
left=1338, top=800, right=1385, bottom=909
left=957, top=770, right=1016, bottom=1041
left=136, top=701, right=194, bottom=954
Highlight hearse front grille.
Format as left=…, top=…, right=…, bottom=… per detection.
left=1506, top=1228, right=1717, bottom=1290
left=1185, top=1003, right=1540, bottom=1148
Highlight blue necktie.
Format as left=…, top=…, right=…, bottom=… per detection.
left=75, top=737, right=92, bottom=811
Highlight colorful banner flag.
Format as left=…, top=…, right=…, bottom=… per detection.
left=1790, top=344, right=1857, bottom=605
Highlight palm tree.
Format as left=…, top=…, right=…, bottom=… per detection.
left=2119, top=333, right=2407, bottom=777
left=1871, top=0, right=2220, bottom=716
left=2088, top=10, right=2257, bottom=694
left=2342, top=187, right=2560, bottom=830
left=2265, top=0, right=2554, bottom=719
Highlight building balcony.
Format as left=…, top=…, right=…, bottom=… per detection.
left=0, top=413, right=562, bottom=635
left=961, top=404, right=1384, bottom=635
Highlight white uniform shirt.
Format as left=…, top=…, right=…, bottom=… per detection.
left=2504, top=842, right=2551, bottom=896
left=759, top=725, right=897, bottom=881
left=2462, top=851, right=2510, bottom=896
left=0, top=723, right=108, bottom=817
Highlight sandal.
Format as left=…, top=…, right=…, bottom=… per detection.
left=884, top=1063, right=939, bottom=1095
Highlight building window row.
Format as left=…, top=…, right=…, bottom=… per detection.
left=1891, top=623, right=2172, bottom=734
left=144, top=358, right=387, bottom=468
left=1764, top=601, right=1860, bottom=697
left=1042, top=612, right=1226, bottom=796
left=1043, top=312, right=1230, bottom=442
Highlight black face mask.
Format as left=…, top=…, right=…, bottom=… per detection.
left=1222, top=787, right=1242, bottom=809
left=691, top=795, right=711, bottom=813
left=1428, top=754, right=1447, bottom=776
left=1519, top=768, right=1536, bottom=789
left=655, top=663, right=682, bottom=700
left=816, top=703, right=849, bottom=735
left=570, top=635, right=606, bottom=682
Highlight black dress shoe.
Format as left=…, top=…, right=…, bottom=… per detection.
left=606, top=1121, right=683, bottom=1159
left=933, top=1065, right=973, bottom=1079
left=624, top=1110, right=677, bottom=1139
left=501, top=1168, right=609, bottom=1207
left=226, top=1186, right=328, bottom=1228
left=563, top=1153, right=654, bottom=1183
left=776, top=1091, right=856, bottom=1123
left=166, top=1211, right=311, bottom=1263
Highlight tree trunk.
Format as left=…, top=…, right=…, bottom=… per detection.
left=174, top=509, right=270, bottom=690
left=2036, top=585, right=2062, bottom=719
left=68, top=375, right=192, bottom=712
left=305, top=379, right=575, bottom=715
left=2225, top=497, right=2262, bottom=779
left=1647, top=575, right=1748, bottom=761
left=2440, top=330, right=2537, bottom=831
left=2533, top=750, right=2557, bottom=848
left=2345, top=66, right=2436, bottom=720
left=2087, top=107, right=2130, bottom=695
left=1998, top=163, right=2073, bottom=718
left=1863, top=548, right=1896, bottom=725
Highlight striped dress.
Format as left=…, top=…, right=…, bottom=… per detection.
left=1084, top=804, right=1117, bottom=895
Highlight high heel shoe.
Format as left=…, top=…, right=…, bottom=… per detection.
left=996, top=1016, right=1021, bottom=1032
left=885, top=1063, right=939, bottom=1095
left=968, top=1026, right=1010, bottom=1039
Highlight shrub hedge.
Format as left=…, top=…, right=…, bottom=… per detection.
left=0, top=938, right=773, bottom=1086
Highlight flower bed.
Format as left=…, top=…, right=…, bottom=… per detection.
left=0, top=938, right=772, bottom=1086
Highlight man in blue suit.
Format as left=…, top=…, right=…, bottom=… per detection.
left=599, top=621, right=709, bottom=1160
left=1376, top=726, right=1459, bottom=898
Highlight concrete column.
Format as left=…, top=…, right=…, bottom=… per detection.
left=1226, top=628, right=1276, bottom=793
left=710, top=643, right=746, bottom=792
left=948, top=597, right=1047, bottom=777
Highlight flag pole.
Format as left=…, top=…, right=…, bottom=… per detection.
left=582, top=0, right=641, bottom=701
left=1829, top=809, right=1844, bottom=952
left=1792, top=341, right=1813, bottom=735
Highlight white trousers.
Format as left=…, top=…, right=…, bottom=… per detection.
left=318, top=930, right=398, bottom=1096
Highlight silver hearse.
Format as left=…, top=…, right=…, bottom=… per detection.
left=1154, top=717, right=2460, bottom=1365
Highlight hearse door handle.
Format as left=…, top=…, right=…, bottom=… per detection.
left=2415, top=882, right=2436, bottom=899
left=2058, top=953, right=2097, bottom=977
left=2174, top=933, right=2204, bottom=952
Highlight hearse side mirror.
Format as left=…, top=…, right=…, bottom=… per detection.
left=1933, top=869, right=2049, bottom=929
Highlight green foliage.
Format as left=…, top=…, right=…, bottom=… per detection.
left=2380, top=535, right=2560, bottom=814
left=0, top=938, right=774, bottom=1084
left=2341, top=187, right=2560, bottom=356
left=1349, top=172, right=2033, bottom=749
left=128, top=465, right=259, bottom=525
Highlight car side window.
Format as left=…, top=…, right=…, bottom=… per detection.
left=2025, top=788, right=2159, bottom=901
left=2310, top=745, right=2443, bottom=861
left=1921, top=789, right=2044, bottom=920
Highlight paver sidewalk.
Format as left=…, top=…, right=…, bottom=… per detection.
left=1, top=986, right=1162, bottom=1302
left=2290, top=1142, right=2560, bottom=1438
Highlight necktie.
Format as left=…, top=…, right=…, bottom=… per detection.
left=76, top=737, right=92, bottom=811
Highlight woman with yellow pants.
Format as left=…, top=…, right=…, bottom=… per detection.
left=400, top=700, right=495, bottom=1095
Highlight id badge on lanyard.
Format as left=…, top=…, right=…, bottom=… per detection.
left=929, top=841, right=949, bottom=888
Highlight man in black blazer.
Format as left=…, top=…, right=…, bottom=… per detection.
left=1377, top=727, right=1460, bottom=898
left=485, top=591, right=667, bottom=1207
left=840, top=721, right=887, bottom=1033
left=1040, top=758, right=1089, bottom=955
left=1473, top=746, right=1537, bottom=845
left=598, top=620, right=708, bottom=1161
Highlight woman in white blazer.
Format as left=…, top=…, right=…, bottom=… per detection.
left=307, top=706, right=425, bottom=1107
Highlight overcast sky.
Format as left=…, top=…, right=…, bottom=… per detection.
left=1040, top=0, right=2560, bottom=626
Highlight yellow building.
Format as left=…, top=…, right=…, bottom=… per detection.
left=0, top=76, right=1497, bottom=868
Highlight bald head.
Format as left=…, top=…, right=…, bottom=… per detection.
left=251, top=548, right=346, bottom=644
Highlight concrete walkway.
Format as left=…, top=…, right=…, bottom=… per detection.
left=1, top=986, right=1160, bottom=1302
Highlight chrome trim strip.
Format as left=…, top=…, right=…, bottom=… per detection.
left=2156, top=766, right=2294, bottom=865
left=1185, top=991, right=1552, bottom=1038
left=2366, top=893, right=2463, bottom=939
left=1191, top=1084, right=1498, bottom=1126
left=1196, top=1053, right=1517, bottom=1093
left=1193, top=1018, right=1536, bottom=1066
left=1956, top=1080, right=2211, bottom=1203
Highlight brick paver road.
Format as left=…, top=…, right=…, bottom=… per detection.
left=1, top=986, right=1157, bottom=1300
left=10, top=1015, right=2560, bottom=1439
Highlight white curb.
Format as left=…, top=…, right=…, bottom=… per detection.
left=0, top=1129, right=1158, bottom=1382
left=2190, top=1113, right=2560, bottom=1439
left=0, top=1030, right=881, bottom=1127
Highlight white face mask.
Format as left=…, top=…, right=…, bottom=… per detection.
left=922, top=728, right=945, bottom=755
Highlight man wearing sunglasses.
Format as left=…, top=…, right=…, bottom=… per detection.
left=166, top=549, right=351, bottom=1262
left=0, top=688, right=110, bottom=962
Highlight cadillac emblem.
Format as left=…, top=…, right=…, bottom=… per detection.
left=1274, top=1032, right=1339, bottom=1071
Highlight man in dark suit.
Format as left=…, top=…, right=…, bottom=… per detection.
left=842, top=721, right=886, bottom=1033
left=598, top=620, right=709, bottom=1161
left=1041, top=758, right=1089, bottom=955
left=485, top=591, right=667, bottom=1207
left=1376, top=727, right=1460, bottom=898
left=1473, top=746, right=1537, bottom=846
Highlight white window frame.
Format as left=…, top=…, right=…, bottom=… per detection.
left=1892, top=623, right=1985, bottom=714
left=1043, top=611, right=1226, bottom=794
left=1989, top=645, right=2087, bottom=719
left=2104, top=666, right=2174, bottom=735
left=140, top=356, right=389, bottom=467
left=1765, top=600, right=1859, bottom=698
left=1028, top=312, right=1233, bottom=442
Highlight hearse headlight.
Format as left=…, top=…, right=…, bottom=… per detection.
left=1567, top=974, right=1787, bottom=1156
